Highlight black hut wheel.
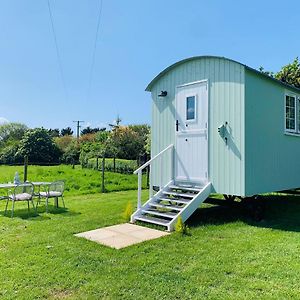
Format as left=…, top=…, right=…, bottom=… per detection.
left=241, top=195, right=265, bottom=221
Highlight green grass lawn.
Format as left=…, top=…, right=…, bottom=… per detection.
left=0, top=165, right=147, bottom=195
left=1, top=187, right=300, bottom=299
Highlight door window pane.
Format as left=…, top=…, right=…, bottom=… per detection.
left=186, top=96, right=196, bottom=120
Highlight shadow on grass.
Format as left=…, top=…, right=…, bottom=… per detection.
left=187, top=193, right=300, bottom=233
left=0, top=204, right=80, bottom=220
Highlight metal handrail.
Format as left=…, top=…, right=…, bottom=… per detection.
left=133, top=144, right=174, bottom=209
left=134, top=144, right=174, bottom=174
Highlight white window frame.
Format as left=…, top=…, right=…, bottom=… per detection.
left=185, top=94, right=197, bottom=123
left=285, top=93, right=297, bottom=133
left=298, top=97, right=300, bottom=132
left=284, top=93, right=300, bottom=134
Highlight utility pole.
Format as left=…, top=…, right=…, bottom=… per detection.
left=73, top=120, right=84, bottom=139
left=109, top=114, right=122, bottom=130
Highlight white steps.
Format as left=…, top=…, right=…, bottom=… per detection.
left=134, top=215, right=170, bottom=226
left=131, top=181, right=212, bottom=231
left=149, top=202, right=183, bottom=212
left=168, top=185, right=202, bottom=193
left=157, top=197, right=190, bottom=205
left=162, top=191, right=195, bottom=198
left=142, top=209, right=177, bottom=218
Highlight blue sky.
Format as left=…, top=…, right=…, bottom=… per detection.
left=0, top=0, right=299, bottom=132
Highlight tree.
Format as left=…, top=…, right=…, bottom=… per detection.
left=95, top=130, right=110, bottom=143
left=258, top=66, right=274, bottom=78
left=48, top=128, right=60, bottom=138
left=62, top=141, right=80, bottom=164
left=144, top=129, right=151, bottom=155
left=81, top=127, right=94, bottom=135
left=79, top=133, right=97, bottom=143
left=78, top=130, right=115, bottom=167
left=79, top=141, right=106, bottom=167
left=0, top=143, right=22, bottom=164
left=0, top=122, right=28, bottom=164
left=275, top=57, right=300, bottom=88
left=61, top=127, right=73, bottom=136
left=129, top=124, right=150, bottom=139
left=16, top=128, right=61, bottom=164
left=129, top=124, right=150, bottom=157
left=55, top=135, right=79, bottom=164
left=81, top=126, right=105, bottom=135
left=259, top=57, right=300, bottom=89
left=110, top=126, right=144, bottom=160
left=54, top=135, right=74, bottom=151
left=0, top=123, right=28, bottom=145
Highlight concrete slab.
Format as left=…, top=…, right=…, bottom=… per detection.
left=75, top=223, right=169, bottom=249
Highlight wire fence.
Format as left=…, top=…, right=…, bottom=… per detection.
left=0, top=162, right=61, bottom=166
left=0, top=155, right=150, bottom=193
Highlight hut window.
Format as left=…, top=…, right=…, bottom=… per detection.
left=285, top=95, right=296, bottom=132
left=186, top=96, right=196, bottom=121
left=298, top=98, right=300, bottom=132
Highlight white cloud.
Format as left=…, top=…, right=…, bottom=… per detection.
left=96, top=122, right=107, bottom=129
left=0, top=117, right=9, bottom=125
left=83, top=122, right=108, bottom=129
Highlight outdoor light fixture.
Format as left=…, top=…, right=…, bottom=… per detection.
left=158, top=91, right=167, bottom=97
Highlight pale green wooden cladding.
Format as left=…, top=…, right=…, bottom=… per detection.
left=147, top=56, right=300, bottom=196
left=245, top=69, right=300, bottom=195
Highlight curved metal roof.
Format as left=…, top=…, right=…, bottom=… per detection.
left=145, top=55, right=300, bottom=93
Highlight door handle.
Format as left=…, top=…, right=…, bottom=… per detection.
left=176, top=120, right=179, bottom=131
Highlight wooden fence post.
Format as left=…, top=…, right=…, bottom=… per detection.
left=96, top=156, right=99, bottom=170
left=24, top=155, right=28, bottom=182
left=101, top=156, right=105, bottom=193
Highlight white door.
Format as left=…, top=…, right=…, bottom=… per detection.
left=175, top=81, right=208, bottom=184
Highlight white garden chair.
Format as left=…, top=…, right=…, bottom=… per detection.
left=5, top=183, right=36, bottom=217
left=38, top=181, right=65, bottom=212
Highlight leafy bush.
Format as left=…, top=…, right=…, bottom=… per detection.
left=62, top=143, right=80, bottom=165
left=0, top=143, right=23, bottom=164
left=109, top=125, right=149, bottom=160
left=78, top=125, right=150, bottom=168
left=0, top=122, right=28, bottom=147
left=0, top=123, right=28, bottom=164
left=79, top=133, right=97, bottom=143
left=54, top=135, right=74, bottom=151
left=122, top=202, right=133, bottom=222
left=55, top=136, right=80, bottom=164
left=175, top=216, right=190, bottom=235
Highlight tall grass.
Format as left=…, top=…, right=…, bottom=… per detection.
left=0, top=165, right=147, bottom=195
left=87, top=158, right=138, bottom=174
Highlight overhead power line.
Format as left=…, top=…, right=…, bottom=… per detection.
left=47, top=0, right=68, bottom=101
left=87, top=0, right=104, bottom=101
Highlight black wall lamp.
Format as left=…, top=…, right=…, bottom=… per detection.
left=158, top=91, right=167, bottom=97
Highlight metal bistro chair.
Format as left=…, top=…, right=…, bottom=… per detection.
left=5, top=182, right=36, bottom=217
left=38, top=181, right=65, bottom=212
